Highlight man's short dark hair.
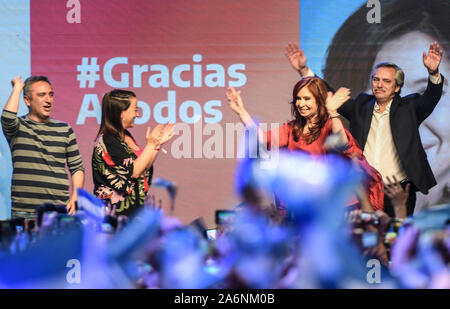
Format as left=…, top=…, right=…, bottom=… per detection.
left=323, top=0, right=449, bottom=95
left=23, top=76, right=52, bottom=98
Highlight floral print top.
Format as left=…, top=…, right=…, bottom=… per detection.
left=92, top=131, right=153, bottom=217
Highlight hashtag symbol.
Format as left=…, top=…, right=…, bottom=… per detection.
left=77, top=57, right=100, bottom=88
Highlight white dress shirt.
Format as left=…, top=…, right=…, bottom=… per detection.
left=363, top=73, right=442, bottom=183
left=363, top=100, right=407, bottom=183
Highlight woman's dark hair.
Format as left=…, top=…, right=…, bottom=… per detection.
left=96, top=89, right=136, bottom=139
left=323, top=0, right=450, bottom=95
left=290, top=77, right=329, bottom=144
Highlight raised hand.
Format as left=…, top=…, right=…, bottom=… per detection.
left=11, top=76, right=24, bottom=89
left=326, top=87, right=350, bottom=116
left=423, top=41, right=443, bottom=75
left=285, top=43, right=307, bottom=73
left=226, top=86, right=245, bottom=115
left=383, top=175, right=409, bottom=218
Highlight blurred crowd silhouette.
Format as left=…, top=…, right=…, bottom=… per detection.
left=0, top=150, right=449, bottom=289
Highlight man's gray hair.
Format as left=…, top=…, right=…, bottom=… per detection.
left=371, top=62, right=404, bottom=93
left=23, top=76, right=52, bottom=98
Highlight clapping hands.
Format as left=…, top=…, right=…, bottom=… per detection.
left=146, top=123, right=175, bottom=148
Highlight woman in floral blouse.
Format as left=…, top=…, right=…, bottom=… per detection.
left=92, top=89, right=174, bottom=217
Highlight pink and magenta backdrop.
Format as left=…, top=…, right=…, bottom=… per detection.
left=30, top=0, right=300, bottom=227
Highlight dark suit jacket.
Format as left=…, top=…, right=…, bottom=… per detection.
left=337, top=76, right=444, bottom=194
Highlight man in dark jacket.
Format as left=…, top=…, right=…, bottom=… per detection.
left=285, top=42, right=444, bottom=217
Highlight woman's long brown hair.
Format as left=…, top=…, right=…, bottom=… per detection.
left=95, top=89, right=136, bottom=140
left=290, top=77, right=330, bottom=144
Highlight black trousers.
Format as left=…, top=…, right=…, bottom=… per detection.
left=383, top=181, right=416, bottom=218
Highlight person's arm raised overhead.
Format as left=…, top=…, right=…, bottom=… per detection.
left=423, top=41, right=443, bottom=79
left=2, top=77, right=25, bottom=139
left=4, top=77, right=24, bottom=113
left=285, top=44, right=354, bottom=121
left=285, top=43, right=314, bottom=78
left=226, top=86, right=266, bottom=145
left=416, top=41, right=445, bottom=122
